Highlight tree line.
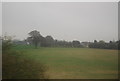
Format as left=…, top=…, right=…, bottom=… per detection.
left=7, top=30, right=119, bottom=50
left=25, top=30, right=83, bottom=48
left=89, top=40, right=119, bottom=50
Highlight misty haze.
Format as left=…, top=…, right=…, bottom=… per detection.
left=1, top=2, right=119, bottom=79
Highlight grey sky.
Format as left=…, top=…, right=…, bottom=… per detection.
left=2, top=2, right=118, bottom=42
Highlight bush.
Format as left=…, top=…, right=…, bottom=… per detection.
left=2, top=40, right=13, bottom=54
left=2, top=51, right=48, bottom=79
left=2, top=38, right=48, bottom=79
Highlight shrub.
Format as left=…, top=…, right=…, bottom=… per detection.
left=2, top=52, right=48, bottom=79
left=2, top=40, right=13, bottom=54
left=2, top=38, right=48, bottom=79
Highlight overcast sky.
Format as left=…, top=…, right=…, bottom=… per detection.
left=2, top=2, right=118, bottom=42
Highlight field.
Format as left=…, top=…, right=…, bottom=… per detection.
left=14, top=45, right=118, bottom=79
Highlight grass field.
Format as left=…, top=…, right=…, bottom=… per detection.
left=14, top=45, right=118, bottom=79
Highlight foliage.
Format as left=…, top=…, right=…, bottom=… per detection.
left=2, top=36, right=48, bottom=79
left=45, top=36, right=54, bottom=47
left=72, top=40, right=81, bottom=47
left=14, top=30, right=119, bottom=49
left=28, top=30, right=43, bottom=48
left=3, top=52, right=48, bottom=79
left=26, top=30, right=83, bottom=48
left=2, top=35, right=13, bottom=54
left=89, top=40, right=118, bottom=50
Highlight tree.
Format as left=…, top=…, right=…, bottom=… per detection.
left=72, top=40, right=81, bottom=47
left=2, top=35, right=13, bottom=53
left=94, top=40, right=97, bottom=43
left=45, top=36, right=54, bottom=47
left=28, top=30, right=42, bottom=48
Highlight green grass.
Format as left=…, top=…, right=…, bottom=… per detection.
left=14, top=45, right=118, bottom=79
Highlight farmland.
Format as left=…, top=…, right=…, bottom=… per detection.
left=14, top=46, right=118, bottom=79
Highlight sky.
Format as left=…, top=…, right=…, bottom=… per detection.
left=2, top=2, right=118, bottom=42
